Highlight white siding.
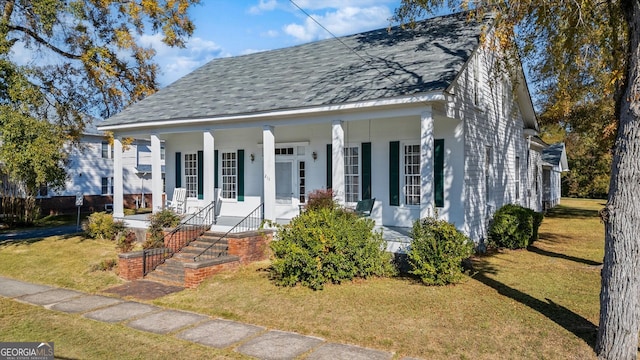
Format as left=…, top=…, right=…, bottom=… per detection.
left=49, top=135, right=161, bottom=199
left=447, top=44, right=529, bottom=242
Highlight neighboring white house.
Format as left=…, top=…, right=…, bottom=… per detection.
left=98, top=12, right=545, bottom=243
left=542, top=142, right=569, bottom=209
left=38, top=120, right=165, bottom=212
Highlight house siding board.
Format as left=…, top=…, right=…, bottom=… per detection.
left=448, top=48, right=528, bottom=242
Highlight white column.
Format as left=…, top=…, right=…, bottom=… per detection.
left=150, top=134, right=163, bottom=212
left=113, top=137, right=124, bottom=218
left=332, top=120, right=345, bottom=205
left=420, top=107, right=434, bottom=219
left=203, top=131, right=215, bottom=205
left=263, top=126, right=276, bottom=222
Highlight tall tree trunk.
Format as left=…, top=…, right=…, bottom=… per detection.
left=596, top=1, right=640, bottom=358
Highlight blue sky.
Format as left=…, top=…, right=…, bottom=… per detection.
left=147, top=0, right=406, bottom=86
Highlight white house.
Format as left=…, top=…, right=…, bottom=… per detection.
left=38, top=120, right=165, bottom=213
left=541, top=142, right=569, bottom=209
left=99, top=12, right=544, bottom=243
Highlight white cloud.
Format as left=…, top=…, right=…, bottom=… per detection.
left=262, top=29, right=280, bottom=38
left=283, top=6, right=392, bottom=42
left=241, top=48, right=269, bottom=55
left=249, top=0, right=279, bottom=14
left=139, top=34, right=226, bottom=86
left=292, top=0, right=395, bottom=11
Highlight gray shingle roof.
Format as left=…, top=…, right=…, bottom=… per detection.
left=102, top=11, right=490, bottom=127
left=542, top=142, right=567, bottom=167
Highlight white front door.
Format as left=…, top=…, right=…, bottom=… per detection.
left=276, top=160, right=295, bottom=204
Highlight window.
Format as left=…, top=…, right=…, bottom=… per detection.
left=404, top=144, right=421, bottom=206
left=485, top=146, right=492, bottom=202
left=101, top=177, right=114, bottom=195
left=101, top=142, right=110, bottom=159
left=502, top=79, right=511, bottom=117
left=275, top=147, right=294, bottom=155
left=299, top=161, right=306, bottom=203
left=184, top=153, right=198, bottom=198
left=160, top=145, right=165, bottom=160
left=344, top=146, right=360, bottom=203
left=221, top=151, right=237, bottom=199
left=473, top=55, right=481, bottom=106
left=515, top=156, right=520, bottom=200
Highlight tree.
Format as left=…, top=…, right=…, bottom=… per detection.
left=539, top=99, right=615, bottom=199
left=394, top=1, right=639, bottom=358
left=0, top=0, right=200, bottom=223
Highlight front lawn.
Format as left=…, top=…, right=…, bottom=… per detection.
left=0, top=198, right=605, bottom=359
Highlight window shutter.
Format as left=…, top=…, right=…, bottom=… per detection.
left=175, top=152, right=182, bottom=188
left=237, top=149, right=245, bottom=202
left=326, top=144, right=332, bottom=189
left=214, top=150, right=219, bottom=189
left=389, top=141, right=400, bottom=206
left=434, top=139, right=444, bottom=207
left=197, top=150, right=204, bottom=199
left=362, top=142, right=372, bottom=200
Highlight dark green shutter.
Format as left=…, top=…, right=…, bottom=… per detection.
left=326, top=144, right=332, bottom=189
left=434, top=139, right=444, bottom=207
left=362, top=142, right=372, bottom=200
left=197, top=150, right=203, bottom=199
left=237, top=150, right=245, bottom=202
left=175, top=152, right=182, bottom=188
left=214, top=150, right=219, bottom=189
left=389, top=141, right=400, bottom=206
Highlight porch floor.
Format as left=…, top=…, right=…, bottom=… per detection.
left=120, top=214, right=412, bottom=254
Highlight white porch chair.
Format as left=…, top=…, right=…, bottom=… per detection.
left=166, top=188, right=187, bottom=214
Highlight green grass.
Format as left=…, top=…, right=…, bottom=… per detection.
left=0, top=198, right=605, bottom=359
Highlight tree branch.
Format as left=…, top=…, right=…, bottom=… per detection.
left=8, top=25, right=81, bottom=59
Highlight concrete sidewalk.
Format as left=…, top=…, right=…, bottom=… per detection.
left=0, top=276, right=421, bottom=360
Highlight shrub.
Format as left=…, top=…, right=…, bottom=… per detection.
left=269, top=207, right=396, bottom=290
left=90, top=258, right=117, bottom=272
left=488, top=204, right=544, bottom=249
left=143, top=209, right=180, bottom=249
left=305, top=188, right=337, bottom=211
left=84, top=212, right=125, bottom=240
left=408, top=217, right=474, bottom=286
left=116, top=231, right=137, bottom=253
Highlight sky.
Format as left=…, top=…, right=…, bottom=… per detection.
left=146, top=0, right=407, bottom=86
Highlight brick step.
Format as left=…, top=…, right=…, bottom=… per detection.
left=153, top=262, right=184, bottom=275
left=187, top=240, right=228, bottom=249
left=144, top=272, right=183, bottom=287
left=178, top=244, right=228, bottom=254
left=196, top=235, right=227, bottom=244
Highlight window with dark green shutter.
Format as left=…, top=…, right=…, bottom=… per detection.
left=237, top=149, right=245, bottom=202
left=326, top=144, right=332, bottom=189
left=362, top=142, right=371, bottom=200
left=175, top=152, right=182, bottom=188
left=214, top=150, right=219, bottom=189
left=434, top=139, right=444, bottom=207
left=197, top=150, right=203, bottom=199
left=389, top=141, right=400, bottom=206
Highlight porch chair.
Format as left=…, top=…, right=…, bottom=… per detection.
left=354, top=198, right=375, bottom=217
left=167, top=188, right=187, bottom=214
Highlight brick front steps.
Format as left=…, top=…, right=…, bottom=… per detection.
left=119, top=229, right=272, bottom=288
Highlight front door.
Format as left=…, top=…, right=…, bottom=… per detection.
left=276, top=160, right=295, bottom=205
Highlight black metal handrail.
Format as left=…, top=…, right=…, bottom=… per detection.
left=193, top=203, right=264, bottom=262
left=142, top=201, right=216, bottom=275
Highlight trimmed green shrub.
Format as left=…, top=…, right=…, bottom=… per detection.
left=408, top=217, right=474, bottom=286
left=488, top=204, right=544, bottom=249
left=269, top=207, right=396, bottom=290
left=84, top=212, right=125, bottom=241
left=143, top=209, right=181, bottom=249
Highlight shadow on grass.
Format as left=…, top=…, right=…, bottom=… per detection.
left=0, top=232, right=80, bottom=248
left=472, top=261, right=597, bottom=348
left=545, top=205, right=601, bottom=219
left=527, top=245, right=602, bottom=266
